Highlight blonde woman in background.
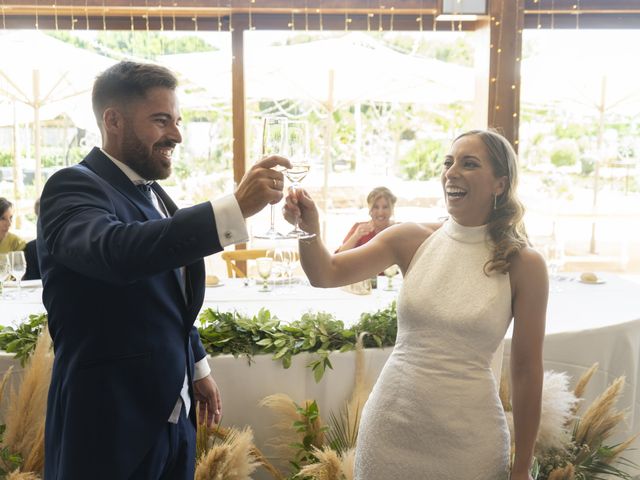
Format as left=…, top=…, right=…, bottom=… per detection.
left=336, top=186, right=397, bottom=252
left=0, top=197, right=27, bottom=253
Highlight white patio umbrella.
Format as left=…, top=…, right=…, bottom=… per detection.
left=521, top=32, right=640, bottom=253
left=0, top=30, right=115, bottom=193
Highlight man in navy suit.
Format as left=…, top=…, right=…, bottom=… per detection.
left=37, top=61, right=290, bottom=479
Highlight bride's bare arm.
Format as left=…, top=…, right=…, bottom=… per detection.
left=283, top=189, right=435, bottom=287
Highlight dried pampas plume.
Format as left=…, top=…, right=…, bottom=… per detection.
left=536, top=371, right=577, bottom=452
left=297, top=446, right=356, bottom=480
left=547, top=463, right=575, bottom=480
left=195, top=427, right=258, bottom=480
left=5, top=471, right=40, bottom=480
left=504, top=371, right=577, bottom=452
left=3, top=330, right=52, bottom=474
left=574, top=376, right=625, bottom=446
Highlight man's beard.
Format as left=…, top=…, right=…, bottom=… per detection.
left=121, top=128, right=174, bottom=181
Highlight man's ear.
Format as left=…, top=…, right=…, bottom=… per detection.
left=103, top=107, right=123, bottom=134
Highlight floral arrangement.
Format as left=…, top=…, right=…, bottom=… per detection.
left=500, top=364, right=638, bottom=479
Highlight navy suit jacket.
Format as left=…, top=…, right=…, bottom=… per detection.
left=38, top=148, right=223, bottom=479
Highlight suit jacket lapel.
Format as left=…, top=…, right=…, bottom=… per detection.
left=82, top=148, right=162, bottom=222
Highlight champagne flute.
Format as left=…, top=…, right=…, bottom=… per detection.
left=0, top=253, right=10, bottom=300
left=9, top=250, right=26, bottom=296
left=254, top=116, right=288, bottom=240
left=256, top=256, right=273, bottom=292
left=285, top=120, right=314, bottom=239
left=383, top=264, right=399, bottom=291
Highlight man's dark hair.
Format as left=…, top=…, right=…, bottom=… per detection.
left=92, top=61, right=178, bottom=125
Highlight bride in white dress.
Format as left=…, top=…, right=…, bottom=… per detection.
left=283, top=129, right=548, bottom=480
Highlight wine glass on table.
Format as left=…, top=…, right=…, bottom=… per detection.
left=254, top=116, right=288, bottom=240
left=0, top=253, right=10, bottom=300
left=256, top=256, right=273, bottom=292
left=284, top=120, right=314, bottom=239
left=383, top=264, right=399, bottom=291
left=9, top=251, right=26, bottom=297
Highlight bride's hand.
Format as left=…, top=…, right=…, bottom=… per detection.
left=283, top=188, right=319, bottom=235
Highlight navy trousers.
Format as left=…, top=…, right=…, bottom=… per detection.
left=129, top=409, right=196, bottom=480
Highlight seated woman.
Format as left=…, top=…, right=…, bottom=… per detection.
left=24, top=197, right=41, bottom=280
left=336, top=186, right=397, bottom=253
left=0, top=197, right=27, bottom=253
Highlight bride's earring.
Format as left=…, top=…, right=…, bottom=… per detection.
left=493, top=194, right=498, bottom=210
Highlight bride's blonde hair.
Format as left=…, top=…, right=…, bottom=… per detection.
left=453, top=129, right=529, bottom=274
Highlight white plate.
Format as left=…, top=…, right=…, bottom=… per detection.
left=206, top=281, right=225, bottom=288
left=579, top=279, right=606, bottom=285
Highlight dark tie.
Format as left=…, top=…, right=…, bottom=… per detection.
left=136, top=183, right=154, bottom=203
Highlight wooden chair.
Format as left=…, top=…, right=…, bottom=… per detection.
left=221, top=249, right=268, bottom=278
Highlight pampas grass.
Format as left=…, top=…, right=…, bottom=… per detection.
left=297, top=446, right=355, bottom=480
left=2, top=330, right=52, bottom=474
left=195, top=427, right=259, bottom=480
left=504, top=371, right=578, bottom=453
left=5, top=471, right=40, bottom=480
left=536, top=371, right=577, bottom=452
left=574, top=376, right=626, bottom=447
left=260, top=393, right=307, bottom=462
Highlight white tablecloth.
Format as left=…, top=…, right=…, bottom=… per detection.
left=1, top=274, right=639, bottom=476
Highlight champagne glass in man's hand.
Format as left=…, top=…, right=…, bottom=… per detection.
left=253, top=116, right=289, bottom=239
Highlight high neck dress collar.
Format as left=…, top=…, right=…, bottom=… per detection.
left=443, top=217, right=489, bottom=244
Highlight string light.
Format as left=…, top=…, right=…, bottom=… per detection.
left=85, top=0, right=90, bottom=30
left=304, top=0, right=309, bottom=31
left=317, top=8, right=323, bottom=31
left=0, top=0, right=5, bottom=30
left=55, top=0, right=60, bottom=30
left=575, top=0, right=580, bottom=29
left=389, top=6, right=394, bottom=32
left=144, top=0, right=150, bottom=32
left=378, top=1, right=383, bottom=32
left=192, top=14, right=199, bottom=32
left=34, top=0, right=39, bottom=29
left=71, top=1, right=76, bottom=31
left=101, top=0, right=106, bottom=31
left=536, top=0, right=542, bottom=29
left=289, top=0, right=295, bottom=30
left=551, top=0, right=555, bottom=29
left=217, top=0, right=222, bottom=32
left=248, top=0, right=253, bottom=31
left=158, top=0, right=164, bottom=33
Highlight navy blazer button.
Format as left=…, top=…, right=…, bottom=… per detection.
left=224, top=231, right=232, bottom=239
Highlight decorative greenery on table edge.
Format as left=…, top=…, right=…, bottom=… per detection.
left=0, top=302, right=398, bottom=381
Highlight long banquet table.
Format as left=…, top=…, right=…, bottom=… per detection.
left=1, top=274, right=639, bottom=477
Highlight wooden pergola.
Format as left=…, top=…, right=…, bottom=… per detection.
left=1, top=0, right=638, bottom=189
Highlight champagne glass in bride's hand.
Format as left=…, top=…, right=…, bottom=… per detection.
left=254, top=116, right=287, bottom=240
left=285, top=121, right=314, bottom=239
left=9, top=251, right=26, bottom=296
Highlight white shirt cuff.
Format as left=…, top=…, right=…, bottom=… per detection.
left=210, top=195, right=249, bottom=247
left=194, top=357, right=211, bottom=381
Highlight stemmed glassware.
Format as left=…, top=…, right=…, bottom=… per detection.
left=0, top=253, right=10, bottom=300
left=284, top=120, right=314, bottom=239
left=254, top=116, right=288, bottom=240
left=256, top=256, right=273, bottom=292
left=9, top=251, right=26, bottom=296
left=383, top=264, right=399, bottom=291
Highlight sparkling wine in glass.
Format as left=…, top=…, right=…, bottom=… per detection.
left=0, top=253, right=10, bottom=299
left=254, top=116, right=288, bottom=240
left=256, top=256, right=273, bottom=292
left=383, top=264, right=399, bottom=291
left=9, top=250, right=26, bottom=296
left=285, top=121, right=315, bottom=239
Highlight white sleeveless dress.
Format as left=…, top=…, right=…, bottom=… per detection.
left=354, top=219, right=513, bottom=479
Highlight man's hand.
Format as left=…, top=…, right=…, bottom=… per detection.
left=235, top=155, right=292, bottom=218
left=193, top=374, right=222, bottom=427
